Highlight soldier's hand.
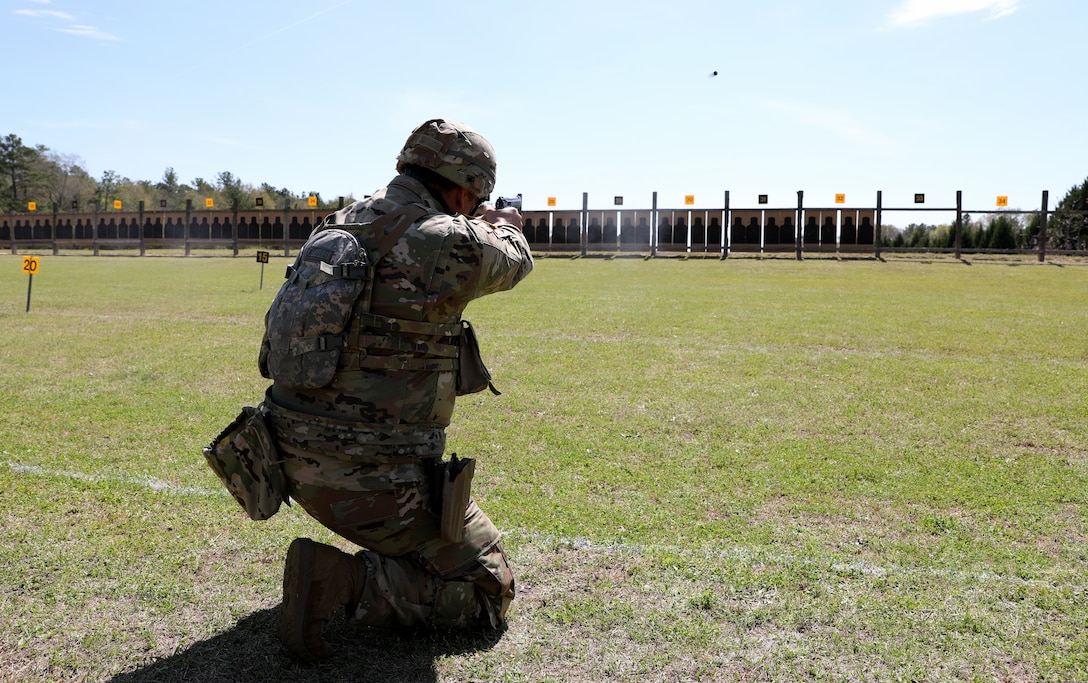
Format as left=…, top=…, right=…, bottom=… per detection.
left=477, top=203, right=523, bottom=230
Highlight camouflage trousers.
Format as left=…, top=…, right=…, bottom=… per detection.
left=266, top=400, right=515, bottom=630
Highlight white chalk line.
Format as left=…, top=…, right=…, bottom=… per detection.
left=3, top=460, right=1083, bottom=589
left=501, top=528, right=1087, bottom=589
left=0, top=460, right=227, bottom=497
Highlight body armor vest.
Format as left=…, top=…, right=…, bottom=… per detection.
left=260, top=204, right=496, bottom=394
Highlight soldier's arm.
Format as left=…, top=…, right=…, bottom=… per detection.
left=464, top=213, right=534, bottom=295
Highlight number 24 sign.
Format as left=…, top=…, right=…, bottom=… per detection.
left=22, top=256, right=40, bottom=274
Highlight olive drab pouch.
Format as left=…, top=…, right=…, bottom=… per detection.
left=457, top=320, right=500, bottom=396
left=202, top=404, right=288, bottom=521
left=430, top=453, right=476, bottom=542
left=262, top=228, right=371, bottom=389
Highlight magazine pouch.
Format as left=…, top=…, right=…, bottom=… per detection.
left=202, top=404, right=288, bottom=521
left=457, top=320, right=500, bottom=396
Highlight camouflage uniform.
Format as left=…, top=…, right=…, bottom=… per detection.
left=263, top=170, right=533, bottom=630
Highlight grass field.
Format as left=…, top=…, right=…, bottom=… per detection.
left=1, top=253, right=1086, bottom=682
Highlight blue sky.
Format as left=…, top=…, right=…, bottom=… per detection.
left=4, top=0, right=1085, bottom=224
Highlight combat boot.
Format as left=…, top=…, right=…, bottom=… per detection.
left=277, top=537, right=364, bottom=660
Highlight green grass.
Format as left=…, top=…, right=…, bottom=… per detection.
left=1, top=253, right=1087, bottom=681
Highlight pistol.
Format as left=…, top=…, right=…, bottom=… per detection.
left=495, top=194, right=522, bottom=211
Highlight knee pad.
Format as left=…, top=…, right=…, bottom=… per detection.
left=431, top=543, right=516, bottom=629
left=432, top=580, right=484, bottom=629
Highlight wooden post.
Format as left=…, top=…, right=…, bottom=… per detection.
left=953, top=190, right=961, bottom=259
left=874, top=191, right=883, bottom=259
left=51, top=202, right=59, bottom=255
left=722, top=190, right=730, bottom=259
left=282, top=199, right=291, bottom=257
left=795, top=191, right=804, bottom=260
left=1038, top=190, right=1049, bottom=263
left=184, top=199, right=192, bottom=256
left=651, top=192, right=658, bottom=258
left=93, top=201, right=100, bottom=256
left=581, top=193, right=588, bottom=257
left=138, top=200, right=145, bottom=256
left=231, top=198, right=239, bottom=257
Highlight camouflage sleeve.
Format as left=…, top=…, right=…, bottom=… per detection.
left=461, top=217, right=534, bottom=296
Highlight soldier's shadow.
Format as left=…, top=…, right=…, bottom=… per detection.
left=106, top=607, right=506, bottom=683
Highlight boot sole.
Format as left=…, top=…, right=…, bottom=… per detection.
left=278, top=537, right=318, bottom=660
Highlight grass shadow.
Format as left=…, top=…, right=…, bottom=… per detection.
left=106, top=607, right=506, bottom=683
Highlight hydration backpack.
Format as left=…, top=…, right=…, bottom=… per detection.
left=259, top=205, right=426, bottom=389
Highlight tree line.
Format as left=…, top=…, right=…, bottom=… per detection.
left=880, top=180, right=1088, bottom=251
left=0, top=133, right=349, bottom=214
left=884, top=214, right=1032, bottom=250
left=4, top=132, right=1087, bottom=251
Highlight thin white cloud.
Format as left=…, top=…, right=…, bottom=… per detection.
left=14, top=9, right=74, bottom=20
left=57, top=24, right=120, bottom=41
left=891, top=0, right=1020, bottom=26
left=177, top=0, right=351, bottom=75
left=13, top=3, right=120, bottom=41
left=757, top=98, right=901, bottom=152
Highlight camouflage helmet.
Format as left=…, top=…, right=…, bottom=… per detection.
left=396, top=119, right=496, bottom=199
